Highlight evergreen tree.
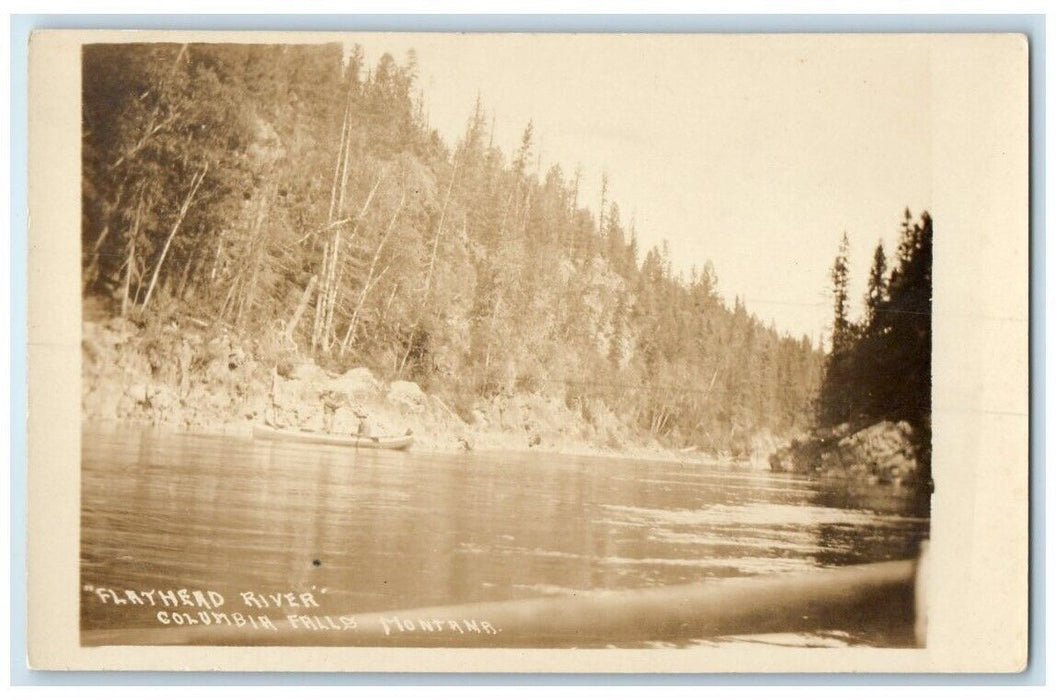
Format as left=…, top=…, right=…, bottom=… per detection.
left=816, top=210, right=933, bottom=474
left=830, top=232, right=852, bottom=354
left=864, top=241, right=888, bottom=326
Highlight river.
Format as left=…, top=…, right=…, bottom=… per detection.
left=80, top=424, right=930, bottom=648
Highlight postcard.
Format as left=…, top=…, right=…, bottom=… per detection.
left=26, top=30, right=1028, bottom=672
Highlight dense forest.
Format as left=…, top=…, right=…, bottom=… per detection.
left=817, top=210, right=933, bottom=469
left=82, top=42, right=825, bottom=455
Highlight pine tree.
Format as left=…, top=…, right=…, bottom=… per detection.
left=815, top=210, right=932, bottom=475
left=819, top=233, right=853, bottom=425
left=830, top=233, right=852, bottom=353
left=864, top=241, right=888, bottom=326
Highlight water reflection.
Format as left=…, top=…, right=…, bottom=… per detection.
left=81, top=425, right=929, bottom=645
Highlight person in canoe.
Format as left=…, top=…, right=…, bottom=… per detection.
left=320, top=390, right=372, bottom=438
left=352, top=404, right=372, bottom=439
left=320, top=390, right=343, bottom=433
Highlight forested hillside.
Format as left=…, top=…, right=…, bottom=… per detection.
left=815, top=210, right=933, bottom=475
left=82, top=42, right=823, bottom=455
left=822, top=211, right=932, bottom=419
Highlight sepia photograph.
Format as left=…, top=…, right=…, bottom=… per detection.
left=25, top=29, right=1029, bottom=672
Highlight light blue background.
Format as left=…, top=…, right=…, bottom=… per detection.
left=9, top=13, right=1045, bottom=686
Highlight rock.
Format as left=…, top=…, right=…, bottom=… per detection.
left=115, top=394, right=136, bottom=418
left=329, top=406, right=359, bottom=434
left=147, top=385, right=178, bottom=411
left=387, top=380, right=427, bottom=412
left=125, top=383, right=149, bottom=404
left=204, top=389, right=231, bottom=411
left=771, top=420, right=923, bottom=484
left=82, top=337, right=106, bottom=366
left=105, top=316, right=137, bottom=342
left=835, top=421, right=918, bottom=478
left=228, top=347, right=249, bottom=369
left=282, top=362, right=326, bottom=383
left=768, top=433, right=824, bottom=473
left=204, top=358, right=231, bottom=383
left=499, top=401, right=524, bottom=432
left=764, top=445, right=802, bottom=473
left=748, top=431, right=780, bottom=470
left=84, top=385, right=122, bottom=420
left=326, top=367, right=379, bottom=398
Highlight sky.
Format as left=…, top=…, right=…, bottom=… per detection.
left=346, top=34, right=933, bottom=344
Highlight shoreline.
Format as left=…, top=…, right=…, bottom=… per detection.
left=81, top=315, right=926, bottom=487
left=81, top=314, right=783, bottom=470
left=81, top=417, right=746, bottom=469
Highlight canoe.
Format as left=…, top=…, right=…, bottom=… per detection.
left=80, top=556, right=922, bottom=647
left=253, top=423, right=413, bottom=450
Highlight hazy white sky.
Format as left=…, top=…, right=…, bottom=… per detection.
left=347, top=34, right=932, bottom=343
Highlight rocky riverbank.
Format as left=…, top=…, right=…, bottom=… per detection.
left=82, top=315, right=764, bottom=462
left=768, top=420, right=930, bottom=488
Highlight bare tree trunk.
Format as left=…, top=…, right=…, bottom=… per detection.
left=314, top=82, right=354, bottom=353
left=311, top=239, right=330, bottom=351
left=316, top=74, right=360, bottom=352
left=217, top=281, right=238, bottom=323
left=398, top=159, right=461, bottom=376
left=140, top=163, right=207, bottom=312
left=113, top=44, right=189, bottom=171
left=312, top=68, right=380, bottom=355
left=598, top=172, right=608, bottom=237
left=286, top=275, right=318, bottom=342
left=340, top=188, right=405, bottom=355
left=568, top=167, right=581, bottom=260
left=482, top=294, right=503, bottom=378
left=175, top=252, right=194, bottom=301
left=210, top=228, right=226, bottom=282
left=327, top=83, right=353, bottom=222
left=119, top=195, right=143, bottom=317
left=376, top=280, right=400, bottom=345
left=320, top=134, right=355, bottom=350
left=321, top=168, right=384, bottom=351
left=86, top=47, right=189, bottom=293
left=82, top=180, right=128, bottom=293
left=235, top=186, right=272, bottom=326
left=339, top=263, right=391, bottom=356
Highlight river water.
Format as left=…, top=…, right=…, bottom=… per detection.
left=81, top=424, right=930, bottom=648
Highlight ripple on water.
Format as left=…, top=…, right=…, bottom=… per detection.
left=600, top=503, right=928, bottom=529
left=80, top=426, right=929, bottom=647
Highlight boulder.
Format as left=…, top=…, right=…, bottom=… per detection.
left=769, top=446, right=796, bottom=472
left=329, top=406, right=361, bottom=434
left=125, top=383, right=149, bottom=405
left=832, top=421, right=920, bottom=482
left=770, top=420, right=923, bottom=484
left=499, top=401, right=525, bottom=432
left=387, top=380, right=427, bottom=412
left=104, top=316, right=137, bottom=343
left=82, top=337, right=106, bottom=366
left=147, top=385, right=179, bottom=411
left=204, top=357, right=233, bottom=383
left=326, top=367, right=379, bottom=398
left=280, top=361, right=327, bottom=383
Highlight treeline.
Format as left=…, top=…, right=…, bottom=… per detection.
left=82, top=42, right=823, bottom=453
left=818, top=210, right=933, bottom=462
